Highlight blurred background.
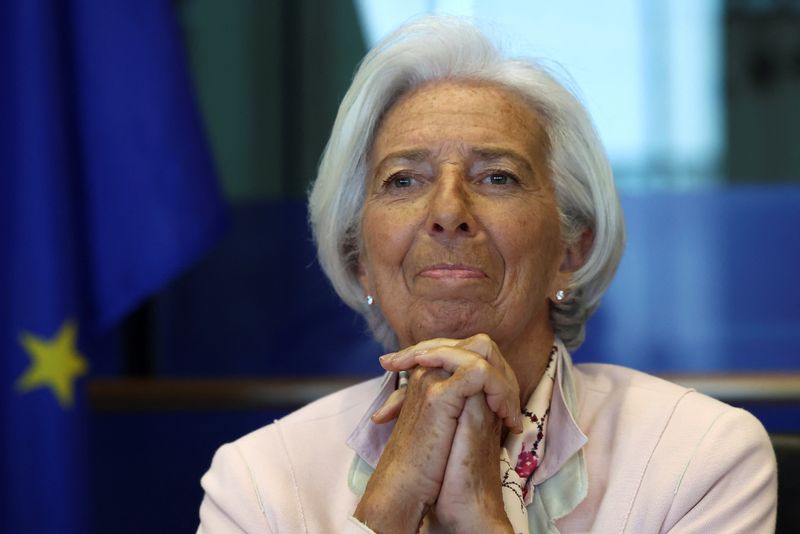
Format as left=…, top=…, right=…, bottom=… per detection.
left=2, top=0, right=799, bottom=532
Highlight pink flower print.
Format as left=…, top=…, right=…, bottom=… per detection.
left=515, top=449, right=539, bottom=479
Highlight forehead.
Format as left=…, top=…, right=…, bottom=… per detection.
left=370, top=80, right=547, bottom=162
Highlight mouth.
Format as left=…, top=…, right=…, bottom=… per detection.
left=418, top=263, right=487, bottom=280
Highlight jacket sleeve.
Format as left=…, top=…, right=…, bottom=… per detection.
left=197, top=431, right=375, bottom=534
left=664, top=407, right=777, bottom=534
left=197, top=442, right=273, bottom=534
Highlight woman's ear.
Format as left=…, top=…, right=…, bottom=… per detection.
left=561, top=228, right=594, bottom=273
left=550, top=228, right=594, bottom=299
left=356, top=256, right=370, bottom=295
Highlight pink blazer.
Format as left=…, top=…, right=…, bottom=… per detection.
left=198, top=353, right=777, bottom=533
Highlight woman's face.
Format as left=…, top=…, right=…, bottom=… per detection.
left=359, top=81, right=569, bottom=350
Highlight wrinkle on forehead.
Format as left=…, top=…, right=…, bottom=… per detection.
left=376, top=79, right=544, bottom=138
left=368, top=79, right=550, bottom=186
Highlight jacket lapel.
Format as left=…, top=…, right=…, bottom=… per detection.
left=528, top=343, right=589, bottom=532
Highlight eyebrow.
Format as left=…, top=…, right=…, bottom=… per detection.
left=373, top=149, right=431, bottom=171
left=469, top=147, right=534, bottom=174
left=372, top=146, right=535, bottom=176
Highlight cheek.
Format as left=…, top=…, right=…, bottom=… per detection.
left=493, top=208, right=562, bottom=280
left=361, top=204, right=418, bottom=273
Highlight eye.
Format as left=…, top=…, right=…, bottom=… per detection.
left=482, top=171, right=517, bottom=186
left=383, top=173, right=417, bottom=188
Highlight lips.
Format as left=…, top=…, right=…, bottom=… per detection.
left=417, top=263, right=487, bottom=279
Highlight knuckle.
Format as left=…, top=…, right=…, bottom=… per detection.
left=426, top=337, right=451, bottom=348
left=471, top=358, right=491, bottom=379
left=422, top=345, right=445, bottom=358
left=473, top=332, right=491, bottom=344
left=471, top=333, right=492, bottom=354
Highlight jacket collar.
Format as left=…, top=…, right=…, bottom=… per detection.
left=533, top=339, right=587, bottom=484
left=346, top=371, right=396, bottom=472
left=527, top=340, right=588, bottom=531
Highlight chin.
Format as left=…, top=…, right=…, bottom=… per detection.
left=408, top=299, right=496, bottom=342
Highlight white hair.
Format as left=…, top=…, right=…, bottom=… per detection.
left=309, top=16, right=625, bottom=351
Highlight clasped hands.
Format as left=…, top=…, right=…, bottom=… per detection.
left=353, top=334, right=522, bottom=534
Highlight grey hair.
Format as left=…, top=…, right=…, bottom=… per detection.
left=309, top=16, right=625, bottom=352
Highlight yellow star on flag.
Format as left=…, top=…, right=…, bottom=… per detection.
left=16, top=319, right=89, bottom=408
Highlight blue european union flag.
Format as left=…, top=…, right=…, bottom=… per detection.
left=0, top=2, right=227, bottom=532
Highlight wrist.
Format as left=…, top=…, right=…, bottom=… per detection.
left=353, top=496, right=425, bottom=534
left=434, top=487, right=510, bottom=533
left=453, top=515, right=513, bottom=534
left=427, top=512, right=513, bottom=534
left=354, top=465, right=430, bottom=534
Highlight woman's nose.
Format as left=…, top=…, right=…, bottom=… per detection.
left=425, top=172, right=477, bottom=239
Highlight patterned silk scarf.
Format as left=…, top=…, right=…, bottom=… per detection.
left=500, top=345, right=558, bottom=533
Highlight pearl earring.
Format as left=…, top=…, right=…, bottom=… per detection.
left=555, top=289, right=566, bottom=302
left=366, top=295, right=374, bottom=306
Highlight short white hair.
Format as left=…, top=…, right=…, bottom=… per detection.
left=309, top=16, right=625, bottom=351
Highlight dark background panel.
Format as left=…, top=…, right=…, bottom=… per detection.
left=89, top=409, right=281, bottom=534
left=151, top=200, right=384, bottom=378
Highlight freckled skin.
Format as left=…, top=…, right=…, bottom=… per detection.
left=359, top=80, right=570, bottom=399
left=353, top=81, right=580, bottom=533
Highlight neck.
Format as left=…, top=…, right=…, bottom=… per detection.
left=498, top=318, right=556, bottom=407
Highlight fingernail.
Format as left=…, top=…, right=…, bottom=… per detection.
left=371, top=407, right=384, bottom=420
left=379, top=353, right=396, bottom=363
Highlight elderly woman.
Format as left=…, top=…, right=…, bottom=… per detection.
left=198, top=17, right=777, bottom=533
